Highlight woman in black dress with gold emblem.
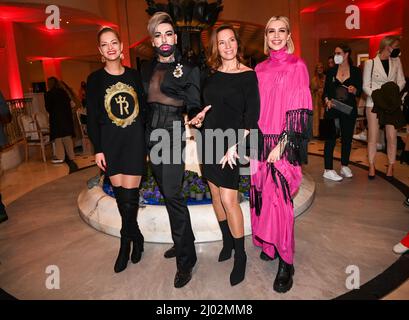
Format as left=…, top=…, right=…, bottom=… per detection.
left=86, top=27, right=146, bottom=273
left=196, top=24, right=260, bottom=286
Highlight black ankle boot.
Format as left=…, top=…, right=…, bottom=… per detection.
left=400, top=150, right=409, bottom=165
left=273, top=257, right=295, bottom=293
left=230, top=237, right=246, bottom=286
left=114, top=237, right=131, bottom=273
left=218, top=220, right=234, bottom=262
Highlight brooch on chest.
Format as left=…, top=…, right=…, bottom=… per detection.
left=173, top=63, right=183, bottom=78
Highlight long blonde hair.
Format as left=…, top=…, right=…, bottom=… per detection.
left=263, top=16, right=295, bottom=55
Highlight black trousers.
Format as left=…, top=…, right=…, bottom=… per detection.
left=147, top=103, right=197, bottom=272
left=324, top=113, right=356, bottom=170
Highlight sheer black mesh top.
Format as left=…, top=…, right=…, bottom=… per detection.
left=147, top=63, right=184, bottom=107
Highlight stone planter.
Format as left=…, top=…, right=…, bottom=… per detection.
left=205, top=191, right=211, bottom=199
left=190, top=191, right=196, bottom=199
left=195, top=193, right=204, bottom=201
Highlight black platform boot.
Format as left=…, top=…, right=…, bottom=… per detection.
left=273, top=256, right=295, bottom=293
left=218, top=220, right=234, bottom=262
left=230, top=237, right=247, bottom=286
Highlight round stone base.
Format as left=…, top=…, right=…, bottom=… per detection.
left=78, top=173, right=315, bottom=243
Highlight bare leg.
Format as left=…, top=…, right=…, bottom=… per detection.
left=110, top=174, right=141, bottom=188
left=219, top=187, right=244, bottom=238
left=385, top=124, right=397, bottom=176
left=366, top=107, right=379, bottom=176
left=208, top=181, right=227, bottom=221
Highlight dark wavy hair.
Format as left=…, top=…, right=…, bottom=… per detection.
left=336, top=43, right=354, bottom=66
left=207, top=24, right=245, bottom=72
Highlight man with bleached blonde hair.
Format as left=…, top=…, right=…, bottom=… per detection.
left=141, top=12, right=208, bottom=288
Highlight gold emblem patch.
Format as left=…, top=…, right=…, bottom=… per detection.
left=104, top=82, right=139, bottom=128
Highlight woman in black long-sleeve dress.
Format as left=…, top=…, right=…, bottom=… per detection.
left=195, top=25, right=260, bottom=286
left=86, top=27, right=146, bottom=273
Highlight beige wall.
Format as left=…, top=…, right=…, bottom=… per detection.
left=61, top=60, right=102, bottom=95
left=218, top=0, right=289, bottom=26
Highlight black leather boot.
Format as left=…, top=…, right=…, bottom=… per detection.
left=114, top=237, right=131, bottom=273
left=273, top=256, right=295, bottom=293
left=260, top=250, right=277, bottom=261
left=400, top=150, right=409, bottom=165
left=218, top=220, right=234, bottom=262
left=230, top=237, right=247, bottom=286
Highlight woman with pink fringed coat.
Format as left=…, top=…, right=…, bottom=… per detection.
left=250, top=16, right=313, bottom=294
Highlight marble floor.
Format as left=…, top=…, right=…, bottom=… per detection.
left=0, top=140, right=408, bottom=300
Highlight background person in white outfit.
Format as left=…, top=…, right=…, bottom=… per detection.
left=363, top=36, right=406, bottom=179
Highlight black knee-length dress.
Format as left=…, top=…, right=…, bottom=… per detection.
left=86, top=67, right=146, bottom=177
left=201, top=70, right=260, bottom=189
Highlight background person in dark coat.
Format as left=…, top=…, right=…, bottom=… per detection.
left=0, top=90, right=10, bottom=223
left=45, top=77, right=76, bottom=165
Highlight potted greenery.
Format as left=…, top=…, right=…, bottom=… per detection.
left=238, top=175, right=250, bottom=203
left=195, top=180, right=206, bottom=201
left=189, top=183, right=197, bottom=199
left=205, top=184, right=211, bottom=199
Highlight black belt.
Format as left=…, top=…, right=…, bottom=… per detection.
left=147, top=102, right=184, bottom=129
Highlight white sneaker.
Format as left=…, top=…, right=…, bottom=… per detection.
left=340, top=166, right=353, bottom=178
left=51, top=157, right=64, bottom=164
left=323, top=170, right=343, bottom=181
left=353, top=130, right=367, bottom=142
left=393, top=242, right=409, bottom=254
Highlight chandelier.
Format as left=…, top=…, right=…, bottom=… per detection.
left=145, top=0, right=223, bottom=32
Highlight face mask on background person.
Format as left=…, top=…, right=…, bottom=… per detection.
left=334, top=54, right=344, bottom=65
left=390, top=48, right=401, bottom=58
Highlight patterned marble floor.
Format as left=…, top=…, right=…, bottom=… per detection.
left=0, top=147, right=408, bottom=299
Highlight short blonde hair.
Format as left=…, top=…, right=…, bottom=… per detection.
left=379, top=35, right=400, bottom=53
left=147, top=12, right=175, bottom=38
left=263, top=16, right=294, bottom=55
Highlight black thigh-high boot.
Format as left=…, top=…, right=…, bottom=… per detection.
left=230, top=237, right=247, bottom=286
left=112, top=186, right=131, bottom=273
left=118, top=187, right=144, bottom=264
left=218, top=220, right=234, bottom=262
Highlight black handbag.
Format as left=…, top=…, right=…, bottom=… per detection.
left=332, top=99, right=353, bottom=115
